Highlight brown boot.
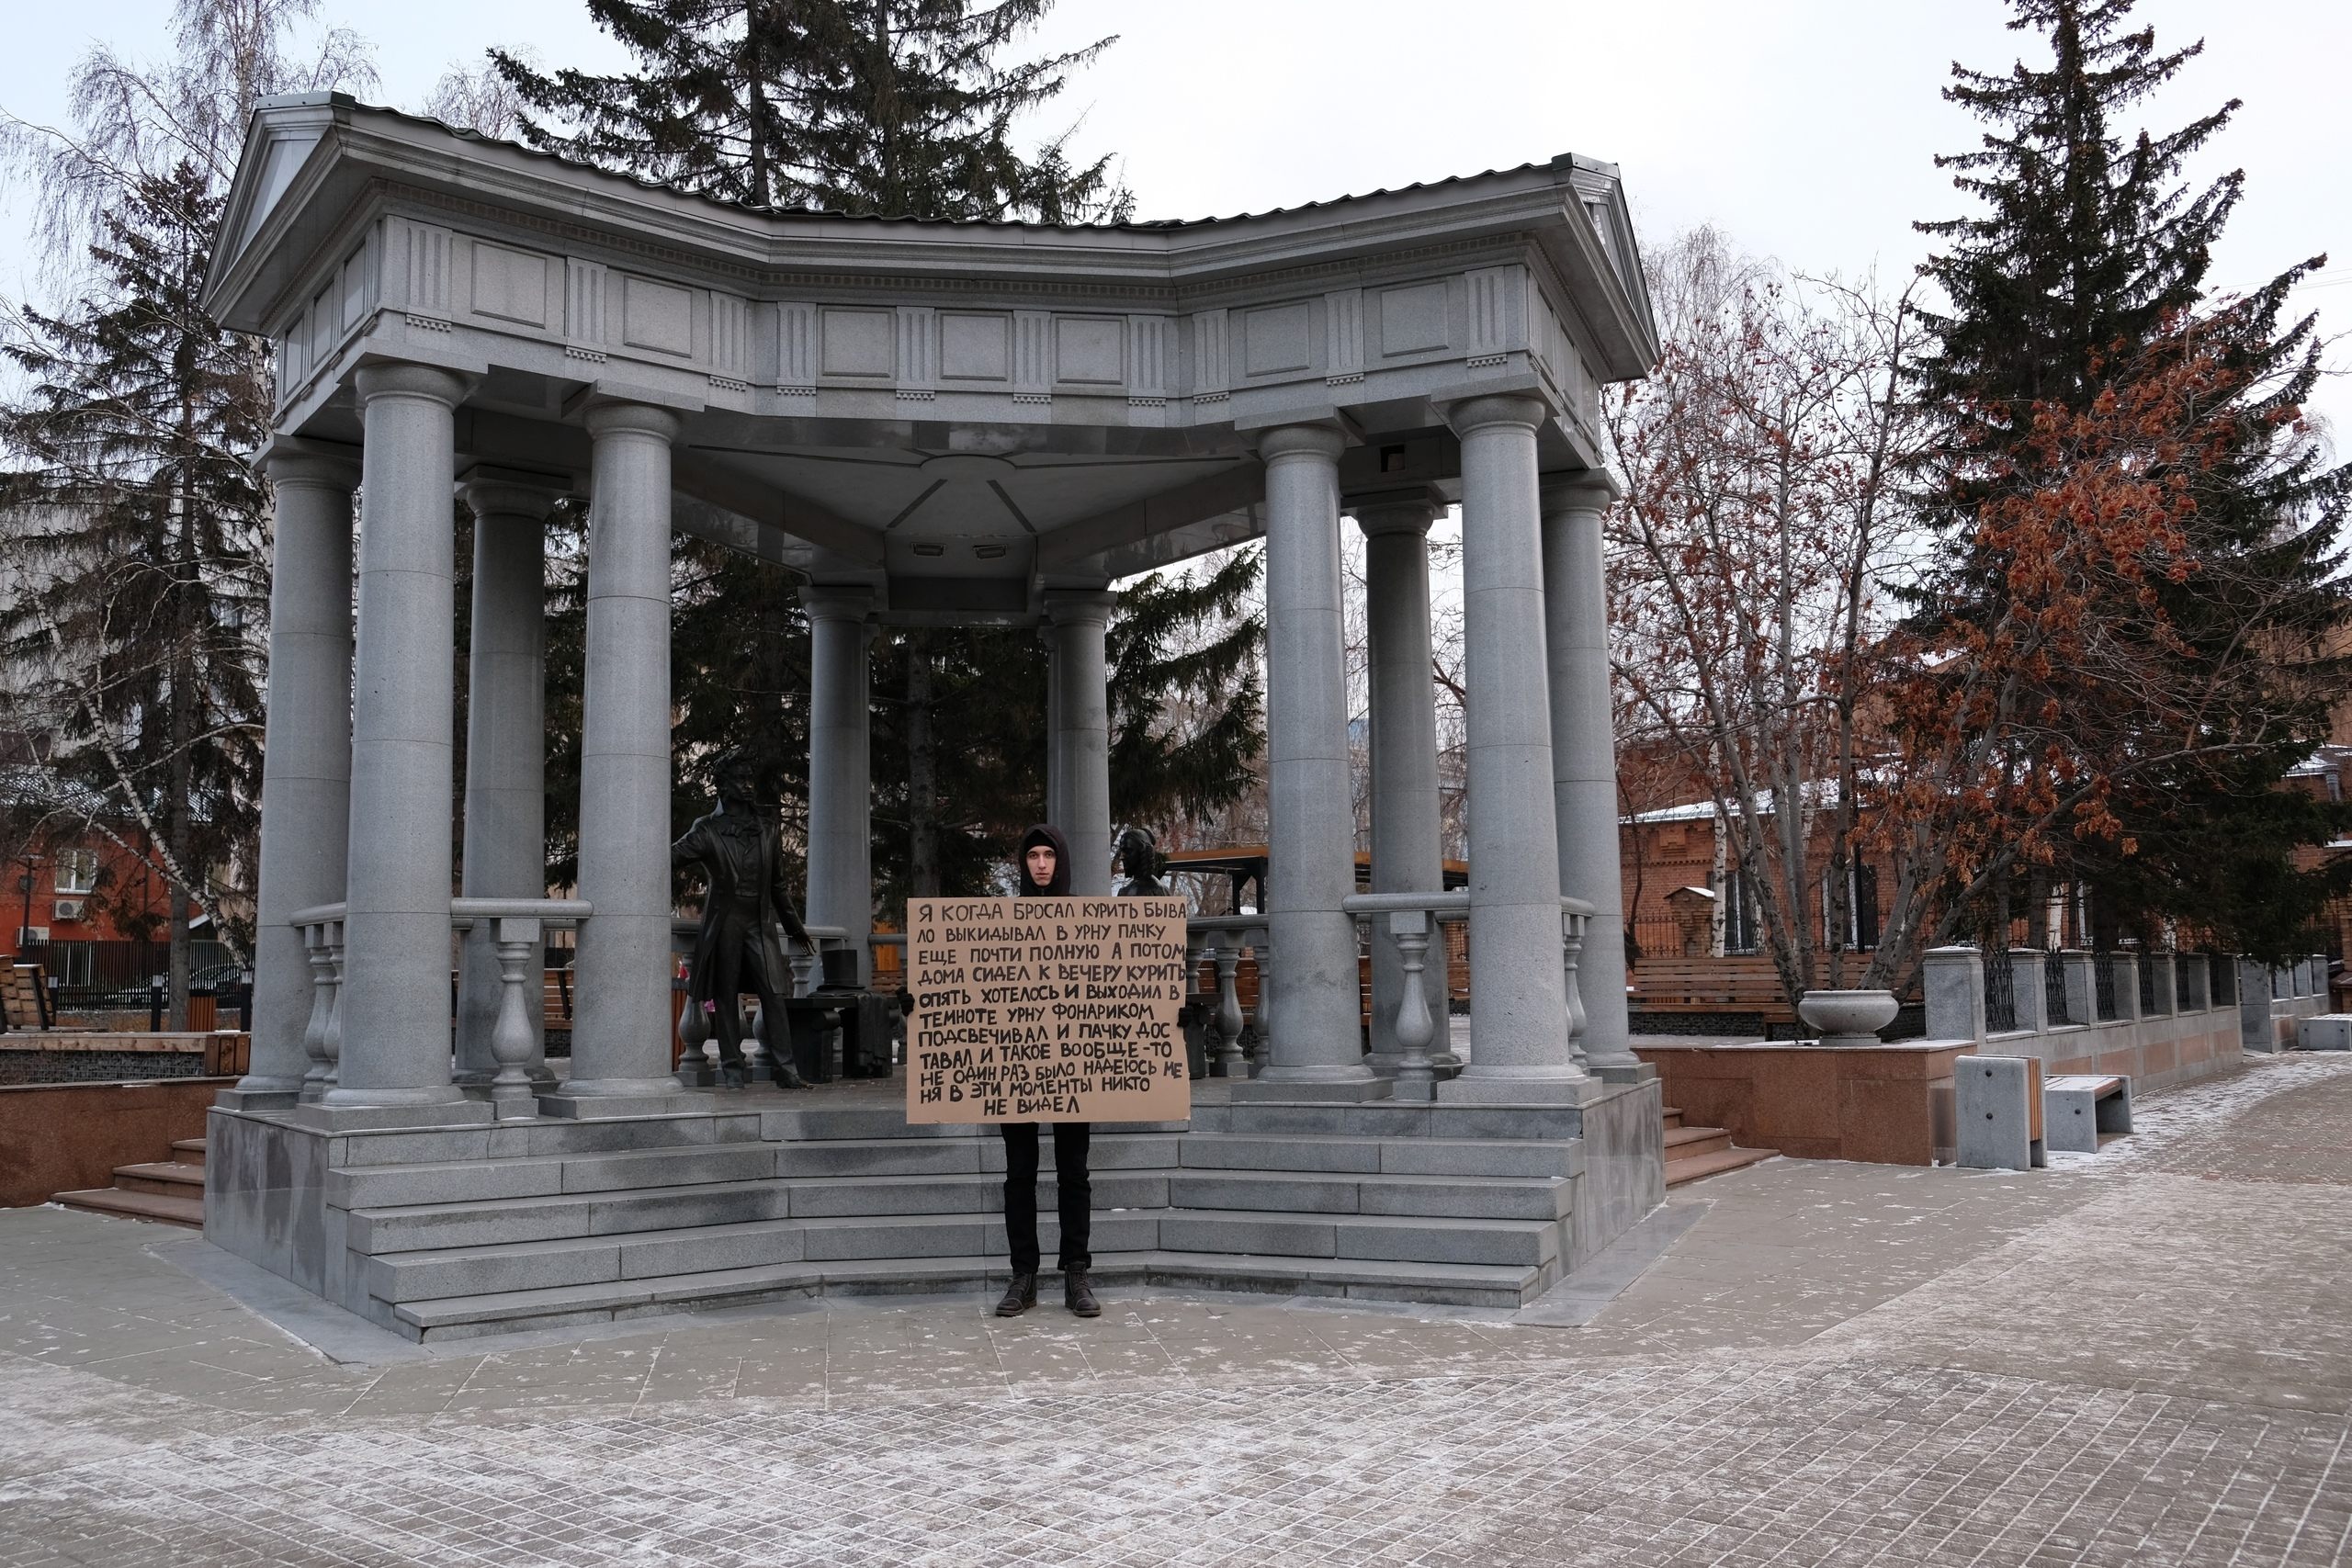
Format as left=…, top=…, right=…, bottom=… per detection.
left=1064, top=1268, right=1100, bottom=1318
left=993, top=1271, right=1036, bottom=1317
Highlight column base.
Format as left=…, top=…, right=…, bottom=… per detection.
left=1227, top=1076, right=1396, bottom=1103
left=1592, top=1061, right=1657, bottom=1085
left=538, top=1082, right=705, bottom=1119
left=1438, top=1072, right=1601, bottom=1106
left=213, top=1084, right=301, bottom=1111
left=292, top=1100, right=496, bottom=1132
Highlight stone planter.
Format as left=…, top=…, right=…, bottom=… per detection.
left=1798, top=988, right=1899, bottom=1047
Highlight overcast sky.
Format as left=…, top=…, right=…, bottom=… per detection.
left=4, top=0, right=2346, bottom=434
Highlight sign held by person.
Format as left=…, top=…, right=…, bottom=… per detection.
left=904, top=896, right=1191, bottom=1124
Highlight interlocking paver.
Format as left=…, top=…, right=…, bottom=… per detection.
left=3, top=1055, right=2351, bottom=1564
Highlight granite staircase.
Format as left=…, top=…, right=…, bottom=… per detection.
left=1661, top=1105, right=1776, bottom=1188
left=55, top=1137, right=209, bottom=1228
left=282, top=1092, right=1651, bottom=1341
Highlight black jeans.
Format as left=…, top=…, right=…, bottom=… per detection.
left=999, top=1121, right=1091, bottom=1272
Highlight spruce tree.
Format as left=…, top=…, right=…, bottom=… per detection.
left=1904, top=0, right=2350, bottom=956
left=0, top=164, right=273, bottom=1010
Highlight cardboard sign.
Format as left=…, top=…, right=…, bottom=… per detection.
left=904, top=896, right=1192, bottom=1124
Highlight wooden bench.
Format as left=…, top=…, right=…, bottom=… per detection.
left=1, top=964, right=52, bottom=1031
left=2043, top=1074, right=2132, bottom=1153
left=1628, top=958, right=1803, bottom=1034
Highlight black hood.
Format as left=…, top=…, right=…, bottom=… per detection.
left=1017, top=823, right=1073, bottom=897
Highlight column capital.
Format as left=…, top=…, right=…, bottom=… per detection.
left=1540, top=468, right=1623, bottom=515
left=262, top=439, right=361, bottom=492
left=1350, top=485, right=1446, bottom=538
left=458, top=465, right=568, bottom=523
left=800, top=583, right=876, bottom=624
left=1252, top=422, right=1349, bottom=465
left=352, top=361, right=473, bottom=410
left=1442, top=392, right=1550, bottom=439
left=1042, top=585, right=1116, bottom=626
left=582, top=400, right=683, bottom=443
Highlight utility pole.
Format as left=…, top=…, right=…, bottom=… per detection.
left=13, top=852, right=40, bottom=954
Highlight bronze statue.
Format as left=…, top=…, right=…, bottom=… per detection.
left=672, top=750, right=811, bottom=1089
left=1115, top=826, right=1169, bottom=896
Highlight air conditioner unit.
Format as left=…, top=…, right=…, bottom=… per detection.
left=51, top=900, right=85, bottom=922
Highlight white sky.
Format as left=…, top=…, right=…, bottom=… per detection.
left=3, top=0, right=2346, bottom=432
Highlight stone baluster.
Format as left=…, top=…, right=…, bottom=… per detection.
left=1212, top=938, right=1248, bottom=1077
left=1562, top=908, right=1589, bottom=1068
left=300, top=920, right=335, bottom=1100
left=320, top=919, right=345, bottom=1095
left=1389, top=910, right=1437, bottom=1097
left=487, top=916, right=543, bottom=1119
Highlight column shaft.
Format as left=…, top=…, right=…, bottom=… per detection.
left=1044, top=626, right=1068, bottom=831
left=1542, top=475, right=1635, bottom=1068
left=1254, top=424, right=1374, bottom=1084
left=1046, top=589, right=1115, bottom=896
left=1356, top=499, right=1445, bottom=1066
left=454, top=476, right=556, bottom=1083
left=805, top=588, right=874, bottom=984
left=564, top=403, right=683, bottom=1100
left=235, top=452, right=356, bottom=1103
left=326, top=366, right=470, bottom=1109
left=1445, top=396, right=1582, bottom=1098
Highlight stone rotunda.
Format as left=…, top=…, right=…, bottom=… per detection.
left=199, top=94, right=1666, bottom=1338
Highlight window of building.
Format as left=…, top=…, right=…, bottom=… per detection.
left=55, top=849, right=97, bottom=896
left=1823, top=862, right=1881, bottom=950
left=1723, top=867, right=1759, bottom=954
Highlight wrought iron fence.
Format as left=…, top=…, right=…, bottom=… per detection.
left=2174, top=953, right=2194, bottom=1011
left=2041, top=951, right=2071, bottom=1025
left=2138, top=955, right=2161, bottom=1016
left=1983, top=946, right=2017, bottom=1032
left=17, top=938, right=237, bottom=1012
left=2094, top=952, right=2120, bottom=1021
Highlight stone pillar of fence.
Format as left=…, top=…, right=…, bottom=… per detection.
left=2237, top=958, right=2273, bottom=1051
left=1924, top=947, right=1986, bottom=1041
left=2061, top=950, right=2096, bottom=1026
left=2183, top=956, right=2210, bottom=1012
left=2111, top=953, right=2142, bottom=1023
left=2007, top=948, right=2048, bottom=1033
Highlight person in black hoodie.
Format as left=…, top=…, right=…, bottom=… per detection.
left=995, top=823, right=1100, bottom=1318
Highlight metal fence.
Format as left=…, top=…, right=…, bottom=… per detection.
left=2138, top=956, right=2161, bottom=1016
left=16, top=939, right=237, bottom=1013
left=2094, top=952, right=2120, bottom=1021
left=2042, top=951, right=2072, bottom=1026
left=2173, top=953, right=2193, bottom=1012
left=2207, top=953, right=2236, bottom=1006
left=1984, top=946, right=2017, bottom=1032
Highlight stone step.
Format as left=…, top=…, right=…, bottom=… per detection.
left=111, top=1161, right=207, bottom=1199
left=329, top=1110, right=765, bottom=1170
left=757, top=1106, right=1191, bottom=1144
left=171, top=1138, right=208, bottom=1168
left=1664, top=1145, right=1778, bottom=1189
left=349, top=1169, right=1170, bottom=1253
left=1661, top=1106, right=1685, bottom=1130
left=328, top=1141, right=777, bottom=1209
left=1157, top=1207, right=1561, bottom=1269
left=1217, top=1100, right=1586, bottom=1143
left=386, top=1250, right=1545, bottom=1340
left=1167, top=1168, right=1572, bottom=1223
left=365, top=1210, right=1159, bottom=1303
left=53, top=1187, right=205, bottom=1228
left=768, top=1131, right=1180, bottom=1179
left=1664, top=1124, right=1733, bottom=1161
left=1177, top=1134, right=1581, bottom=1179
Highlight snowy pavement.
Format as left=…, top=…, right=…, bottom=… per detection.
left=3, top=1053, right=2351, bottom=1566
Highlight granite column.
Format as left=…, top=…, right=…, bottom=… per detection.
left=1541, top=472, right=1635, bottom=1071
left=1251, top=423, right=1376, bottom=1091
left=560, top=403, right=683, bottom=1105
left=1443, top=395, right=1583, bottom=1100
left=322, top=365, right=471, bottom=1114
left=1044, top=587, right=1115, bottom=896
left=232, top=448, right=357, bottom=1106
left=805, top=586, right=875, bottom=983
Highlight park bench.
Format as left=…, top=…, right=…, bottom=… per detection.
left=1956, top=1055, right=2047, bottom=1170
left=1628, top=957, right=1802, bottom=1035
left=2042, top=1074, right=2132, bottom=1153
left=1, top=964, right=52, bottom=1031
